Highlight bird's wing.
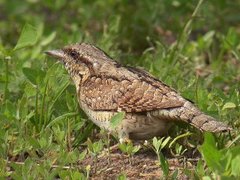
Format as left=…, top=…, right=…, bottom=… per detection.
left=81, top=68, right=184, bottom=112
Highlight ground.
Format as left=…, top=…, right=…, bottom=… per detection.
left=80, top=148, right=199, bottom=179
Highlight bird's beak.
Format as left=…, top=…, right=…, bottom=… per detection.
left=45, top=49, right=65, bottom=59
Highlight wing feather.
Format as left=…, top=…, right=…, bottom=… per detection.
left=81, top=70, right=184, bottom=113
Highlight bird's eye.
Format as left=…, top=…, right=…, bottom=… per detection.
left=70, top=51, right=78, bottom=59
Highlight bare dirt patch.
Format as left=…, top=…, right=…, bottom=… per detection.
left=80, top=149, right=199, bottom=179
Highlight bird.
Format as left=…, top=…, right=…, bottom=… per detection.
left=45, top=43, right=231, bottom=142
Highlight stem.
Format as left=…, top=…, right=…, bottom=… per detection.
left=40, top=79, right=49, bottom=129
left=195, top=75, right=199, bottom=105
left=178, top=0, right=204, bottom=50
left=107, top=132, right=111, bottom=164
left=67, top=118, right=72, bottom=151
left=4, top=56, right=9, bottom=102
left=171, top=0, right=205, bottom=64
left=35, top=85, right=39, bottom=131
left=157, top=150, right=161, bottom=166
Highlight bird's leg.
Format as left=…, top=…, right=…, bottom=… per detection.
left=118, top=130, right=131, bottom=144
left=104, top=130, right=131, bottom=153
left=98, top=130, right=130, bottom=160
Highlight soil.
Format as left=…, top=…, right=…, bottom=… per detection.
left=79, top=148, right=200, bottom=179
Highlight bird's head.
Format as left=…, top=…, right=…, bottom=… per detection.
left=45, top=43, right=116, bottom=84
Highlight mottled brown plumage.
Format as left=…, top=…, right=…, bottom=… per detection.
left=46, top=43, right=231, bottom=141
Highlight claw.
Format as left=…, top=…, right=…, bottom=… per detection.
left=119, top=137, right=132, bottom=144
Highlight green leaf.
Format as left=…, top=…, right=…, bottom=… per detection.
left=231, top=155, right=240, bottom=177
left=159, top=151, right=169, bottom=177
left=198, top=132, right=223, bottom=173
left=46, top=112, right=78, bottom=128
left=22, top=67, right=45, bottom=85
left=48, top=77, right=70, bottom=111
left=169, top=132, right=192, bottom=148
left=117, top=173, right=127, bottom=180
left=23, top=67, right=37, bottom=85
left=222, top=102, right=236, bottom=110
left=72, top=171, right=86, bottom=180
left=203, top=30, right=215, bottom=42
left=172, top=170, right=178, bottom=180
left=161, top=136, right=171, bottom=149
left=202, top=176, right=212, bottom=180
left=92, top=140, right=103, bottom=154
left=14, top=23, right=39, bottom=50
left=79, top=150, right=87, bottom=161
left=132, top=145, right=141, bottom=154
left=73, top=123, right=95, bottom=146
left=110, top=112, right=125, bottom=129
left=40, top=31, right=56, bottom=46
left=118, top=143, right=127, bottom=153
left=153, top=137, right=161, bottom=152
left=196, top=159, right=205, bottom=178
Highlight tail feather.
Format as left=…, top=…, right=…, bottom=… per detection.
left=150, top=101, right=232, bottom=132
left=190, top=114, right=232, bottom=132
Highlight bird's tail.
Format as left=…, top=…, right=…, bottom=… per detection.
left=189, top=113, right=232, bottom=132
left=150, top=101, right=232, bottom=132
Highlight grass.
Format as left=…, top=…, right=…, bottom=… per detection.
left=0, top=0, right=240, bottom=179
